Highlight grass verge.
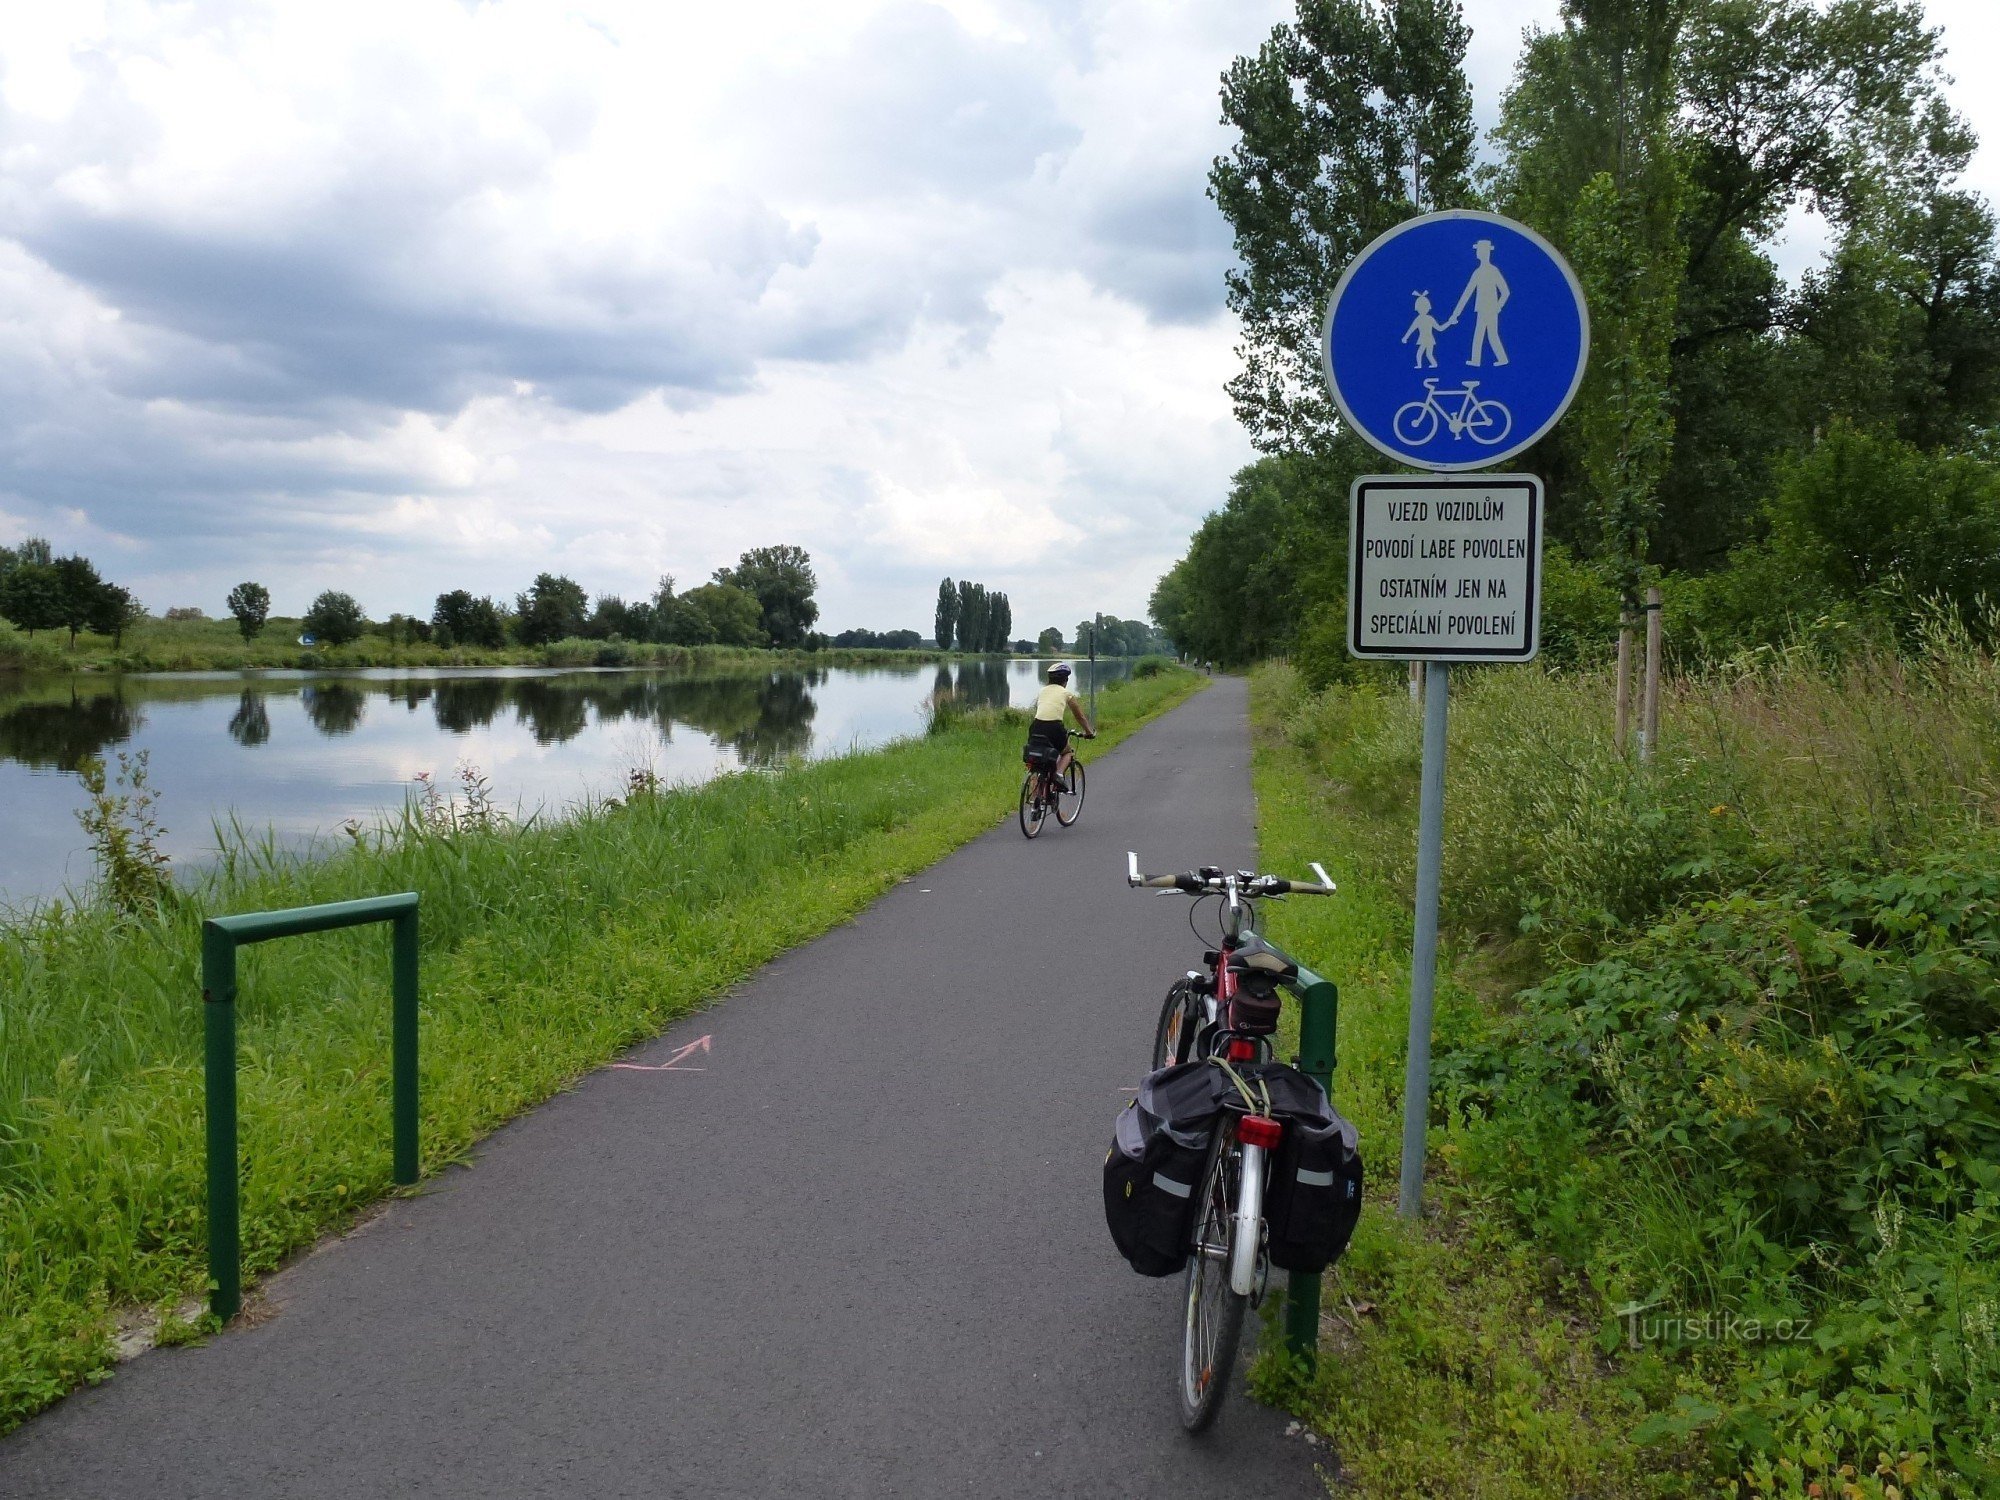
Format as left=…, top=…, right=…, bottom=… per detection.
left=1248, top=643, right=2000, bottom=1497
left=1245, top=665, right=1671, bottom=1497
left=0, top=666, right=1203, bottom=1432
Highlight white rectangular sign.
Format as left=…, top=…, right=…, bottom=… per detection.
left=1347, top=474, right=1543, bottom=662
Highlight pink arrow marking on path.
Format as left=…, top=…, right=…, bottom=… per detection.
left=610, top=1035, right=712, bottom=1072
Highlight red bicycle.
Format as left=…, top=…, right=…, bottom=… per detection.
left=1018, top=734, right=1092, bottom=838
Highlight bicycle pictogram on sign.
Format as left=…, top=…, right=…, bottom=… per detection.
left=1391, top=379, right=1512, bottom=448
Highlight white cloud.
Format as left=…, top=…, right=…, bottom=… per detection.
left=3, top=0, right=1997, bottom=633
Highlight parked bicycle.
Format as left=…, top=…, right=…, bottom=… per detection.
left=1110, top=853, right=1356, bottom=1433
left=1018, top=735, right=1090, bottom=838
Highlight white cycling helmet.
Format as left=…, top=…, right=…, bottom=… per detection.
left=1048, top=661, right=1072, bottom=679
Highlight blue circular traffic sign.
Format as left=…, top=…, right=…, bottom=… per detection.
left=1321, top=210, right=1588, bottom=472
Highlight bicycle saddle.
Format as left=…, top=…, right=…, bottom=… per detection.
left=1226, top=931, right=1299, bottom=980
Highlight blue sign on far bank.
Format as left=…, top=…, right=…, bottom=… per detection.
left=1322, top=210, right=1589, bottom=473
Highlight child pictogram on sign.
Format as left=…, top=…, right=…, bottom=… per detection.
left=1401, top=292, right=1444, bottom=369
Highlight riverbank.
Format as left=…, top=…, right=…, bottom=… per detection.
left=0, top=666, right=1203, bottom=1432
left=1247, top=652, right=2000, bottom=1497
left=0, top=615, right=1136, bottom=675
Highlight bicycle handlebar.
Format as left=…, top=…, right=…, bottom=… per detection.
left=1125, top=851, right=1335, bottom=896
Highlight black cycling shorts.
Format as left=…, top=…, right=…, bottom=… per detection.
left=1027, top=719, right=1069, bottom=754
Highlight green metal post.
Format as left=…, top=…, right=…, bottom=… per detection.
left=198, top=891, right=420, bottom=1321
left=391, top=907, right=420, bottom=1185
left=1284, top=974, right=1341, bottom=1366
left=202, top=922, right=241, bottom=1324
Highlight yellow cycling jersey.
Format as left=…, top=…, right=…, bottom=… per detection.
left=1032, top=684, right=1080, bottom=723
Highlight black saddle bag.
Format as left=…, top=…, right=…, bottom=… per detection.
left=1226, top=976, right=1283, bottom=1036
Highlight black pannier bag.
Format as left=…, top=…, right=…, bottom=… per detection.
left=1263, top=1096, right=1363, bottom=1274
left=1022, top=740, right=1059, bottom=768
left=1101, top=1062, right=1231, bottom=1276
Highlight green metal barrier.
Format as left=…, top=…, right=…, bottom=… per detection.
left=201, top=892, right=420, bottom=1321
left=1283, top=969, right=1340, bottom=1366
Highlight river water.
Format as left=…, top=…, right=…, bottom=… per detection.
left=0, top=658, right=1133, bottom=906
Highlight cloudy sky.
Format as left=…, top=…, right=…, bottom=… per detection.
left=1, top=1, right=1996, bottom=635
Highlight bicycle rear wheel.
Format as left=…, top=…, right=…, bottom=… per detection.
left=1018, top=771, right=1046, bottom=838
left=1054, top=759, right=1085, bottom=826
left=1151, top=978, right=1201, bottom=1070
left=1179, top=1140, right=1247, bottom=1432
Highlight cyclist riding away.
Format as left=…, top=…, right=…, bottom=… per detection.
left=1029, top=661, right=1095, bottom=773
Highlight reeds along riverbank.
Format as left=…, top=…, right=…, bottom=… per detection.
left=1248, top=645, right=2000, bottom=1498
left=0, top=667, right=1202, bottom=1431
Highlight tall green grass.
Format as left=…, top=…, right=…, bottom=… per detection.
left=1254, top=635, right=2000, bottom=1496
left=0, top=668, right=1202, bottom=1430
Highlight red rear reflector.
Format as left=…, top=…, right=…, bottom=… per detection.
left=1237, top=1115, right=1283, bottom=1150
left=1225, top=1038, right=1256, bottom=1062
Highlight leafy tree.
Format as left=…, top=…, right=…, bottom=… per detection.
left=383, top=613, right=431, bottom=647
left=513, top=573, right=589, bottom=646
left=0, top=561, right=63, bottom=637
left=0, top=535, right=53, bottom=573
left=1494, top=0, right=1949, bottom=574
left=302, top=590, right=366, bottom=647
left=589, top=594, right=641, bottom=641
left=1151, top=448, right=1359, bottom=665
left=645, top=576, right=716, bottom=646
left=431, top=590, right=507, bottom=649
left=935, top=578, right=958, bottom=651
left=715, top=545, right=818, bottom=648
left=990, top=592, right=1012, bottom=651
left=50, top=555, right=110, bottom=648
left=1767, top=424, right=2000, bottom=618
left=226, top=582, right=271, bottom=642
left=1210, top=0, right=1475, bottom=451
left=681, top=582, right=765, bottom=646
left=1036, top=626, right=1063, bottom=653
left=89, top=584, right=145, bottom=647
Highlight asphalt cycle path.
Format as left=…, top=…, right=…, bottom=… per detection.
left=1, top=675, right=1332, bottom=1498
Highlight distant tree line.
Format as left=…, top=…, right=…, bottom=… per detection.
left=932, top=577, right=1013, bottom=653
left=432, top=545, right=824, bottom=652
left=0, top=538, right=144, bottom=646
left=1073, top=615, right=1173, bottom=658
left=829, top=628, right=922, bottom=650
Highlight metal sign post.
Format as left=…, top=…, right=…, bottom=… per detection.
left=1326, top=210, right=1586, bottom=1221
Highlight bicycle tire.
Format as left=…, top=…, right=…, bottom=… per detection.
left=1018, top=771, right=1046, bottom=838
left=1054, top=759, right=1085, bottom=826
left=1178, top=1140, right=1247, bottom=1433
left=1151, top=978, right=1200, bottom=1071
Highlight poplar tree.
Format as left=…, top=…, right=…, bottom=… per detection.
left=1209, top=0, right=1476, bottom=453
left=934, top=577, right=958, bottom=651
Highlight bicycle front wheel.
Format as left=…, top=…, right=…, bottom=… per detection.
left=1019, top=772, right=1047, bottom=838
left=1179, top=1141, right=1247, bottom=1433
left=1054, top=759, right=1085, bottom=826
left=1151, top=978, right=1201, bottom=1071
